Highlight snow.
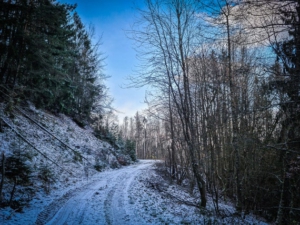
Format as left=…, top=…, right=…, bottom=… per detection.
left=0, top=102, right=122, bottom=178
left=1, top=160, right=269, bottom=225
left=0, top=104, right=269, bottom=224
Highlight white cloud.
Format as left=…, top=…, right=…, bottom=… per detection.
left=114, top=99, right=147, bottom=122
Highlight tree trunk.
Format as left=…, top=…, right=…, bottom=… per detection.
left=225, top=3, right=242, bottom=211
left=0, top=152, right=5, bottom=204
left=9, top=177, right=17, bottom=206
left=190, top=149, right=207, bottom=207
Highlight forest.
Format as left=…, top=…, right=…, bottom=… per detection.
left=117, top=0, right=300, bottom=224
left=0, top=0, right=300, bottom=224
left=0, top=0, right=109, bottom=120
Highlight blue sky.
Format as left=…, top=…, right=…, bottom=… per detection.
left=59, top=0, right=147, bottom=121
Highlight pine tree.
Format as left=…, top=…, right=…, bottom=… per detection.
left=0, top=0, right=106, bottom=120
left=125, top=139, right=136, bottom=162
left=69, top=12, right=103, bottom=119
left=1, top=150, right=32, bottom=208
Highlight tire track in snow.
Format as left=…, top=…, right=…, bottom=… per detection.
left=44, top=182, right=108, bottom=225
left=35, top=179, right=103, bottom=225
left=104, top=171, right=130, bottom=225
left=36, top=160, right=155, bottom=225
left=103, top=162, right=154, bottom=225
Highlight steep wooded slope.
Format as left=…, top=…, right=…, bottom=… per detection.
left=0, top=102, right=131, bottom=211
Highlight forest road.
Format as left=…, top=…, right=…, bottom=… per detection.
left=37, top=160, right=156, bottom=225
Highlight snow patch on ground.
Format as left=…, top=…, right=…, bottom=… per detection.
left=129, top=161, right=269, bottom=225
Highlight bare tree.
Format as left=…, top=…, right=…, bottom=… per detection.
left=130, top=0, right=207, bottom=207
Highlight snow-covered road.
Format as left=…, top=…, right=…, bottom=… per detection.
left=37, top=160, right=155, bottom=225
left=2, top=159, right=269, bottom=225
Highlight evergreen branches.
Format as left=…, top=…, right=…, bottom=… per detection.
left=0, top=0, right=107, bottom=120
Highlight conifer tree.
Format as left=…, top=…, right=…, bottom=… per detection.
left=0, top=0, right=107, bottom=120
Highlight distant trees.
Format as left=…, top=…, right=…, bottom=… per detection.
left=93, top=110, right=119, bottom=147
left=0, top=0, right=107, bottom=120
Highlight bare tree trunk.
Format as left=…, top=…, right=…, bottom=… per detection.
left=168, top=85, right=176, bottom=179
left=275, top=150, right=287, bottom=225
left=9, top=177, right=17, bottom=206
left=224, top=2, right=242, bottom=210
left=0, top=152, right=5, bottom=204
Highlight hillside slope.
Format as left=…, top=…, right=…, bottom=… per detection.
left=0, top=102, right=131, bottom=217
